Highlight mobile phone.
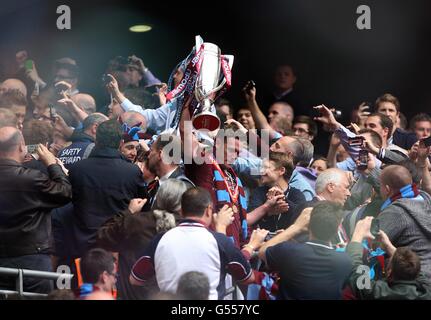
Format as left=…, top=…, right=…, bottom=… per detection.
left=357, top=149, right=368, bottom=170
left=264, top=231, right=277, bottom=241
left=26, top=144, right=38, bottom=154
left=102, top=74, right=111, bottom=86
left=24, top=59, right=34, bottom=71
left=55, top=82, right=70, bottom=95
left=348, top=136, right=365, bottom=147
left=312, top=107, right=321, bottom=118
left=421, top=136, right=431, bottom=147
left=370, top=219, right=380, bottom=237
left=49, top=104, right=57, bottom=121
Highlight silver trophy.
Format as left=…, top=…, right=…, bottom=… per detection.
left=192, top=36, right=233, bottom=131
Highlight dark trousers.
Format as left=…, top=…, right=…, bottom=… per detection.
left=0, top=254, right=54, bottom=294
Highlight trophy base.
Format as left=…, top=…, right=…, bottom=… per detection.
left=192, top=112, right=220, bottom=131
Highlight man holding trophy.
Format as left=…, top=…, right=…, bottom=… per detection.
left=107, top=35, right=232, bottom=134
left=107, top=36, right=260, bottom=249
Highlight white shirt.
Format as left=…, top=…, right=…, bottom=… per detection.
left=158, top=167, right=178, bottom=186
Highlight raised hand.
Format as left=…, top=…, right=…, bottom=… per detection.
left=213, top=204, right=234, bottom=233
left=313, top=104, right=340, bottom=131
left=224, top=119, right=248, bottom=134
left=128, top=198, right=147, bottom=214
left=37, top=144, right=57, bottom=167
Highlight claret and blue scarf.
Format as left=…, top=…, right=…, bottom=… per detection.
left=380, top=183, right=423, bottom=211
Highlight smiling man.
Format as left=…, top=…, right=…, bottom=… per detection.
left=120, top=125, right=141, bottom=163
left=236, top=107, right=256, bottom=130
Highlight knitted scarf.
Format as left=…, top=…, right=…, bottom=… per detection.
left=381, top=184, right=422, bottom=211
left=213, top=163, right=248, bottom=247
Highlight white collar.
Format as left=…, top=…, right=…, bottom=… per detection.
left=315, top=194, right=326, bottom=201
left=274, top=88, right=293, bottom=99
left=159, top=167, right=178, bottom=185
left=305, top=241, right=334, bottom=250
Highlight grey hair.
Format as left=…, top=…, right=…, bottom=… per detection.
left=82, top=112, right=109, bottom=130
left=315, top=168, right=347, bottom=194
left=286, top=137, right=304, bottom=165
left=296, top=137, right=314, bottom=166
left=153, top=179, right=188, bottom=232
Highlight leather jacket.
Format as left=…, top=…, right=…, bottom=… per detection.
left=0, top=159, right=72, bottom=257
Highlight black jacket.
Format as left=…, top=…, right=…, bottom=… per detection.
left=68, top=147, right=146, bottom=257
left=0, top=159, right=72, bottom=257
left=392, top=128, right=418, bottom=150
left=57, top=131, right=95, bottom=170
left=249, top=185, right=307, bottom=232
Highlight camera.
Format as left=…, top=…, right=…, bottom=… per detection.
left=244, top=80, right=255, bottom=92
left=312, top=107, right=342, bottom=119
left=421, top=136, right=431, bottom=147
left=332, top=109, right=342, bottom=119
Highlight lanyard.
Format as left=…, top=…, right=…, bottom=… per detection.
left=211, top=157, right=239, bottom=204
left=211, top=157, right=248, bottom=241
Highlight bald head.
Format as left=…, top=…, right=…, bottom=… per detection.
left=0, top=127, right=24, bottom=158
left=381, top=165, right=413, bottom=192
left=0, top=79, right=27, bottom=97
left=82, top=112, right=109, bottom=138
left=268, top=102, right=294, bottom=126
left=72, top=93, right=96, bottom=114
left=121, top=111, right=147, bottom=132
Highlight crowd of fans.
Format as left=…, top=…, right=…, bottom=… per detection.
left=1, top=49, right=431, bottom=300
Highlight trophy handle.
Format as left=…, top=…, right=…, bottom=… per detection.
left=194, top=78, right=226, bottom=102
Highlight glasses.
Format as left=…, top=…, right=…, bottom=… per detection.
left=33, top=114, right=54, bottom=122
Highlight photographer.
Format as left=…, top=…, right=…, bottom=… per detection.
left=0, top=127, right=72, bottom=293
left=346, top=217, right=431, bottom=300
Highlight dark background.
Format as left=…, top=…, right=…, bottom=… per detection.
left=1, top=0, right=431, bottom=120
